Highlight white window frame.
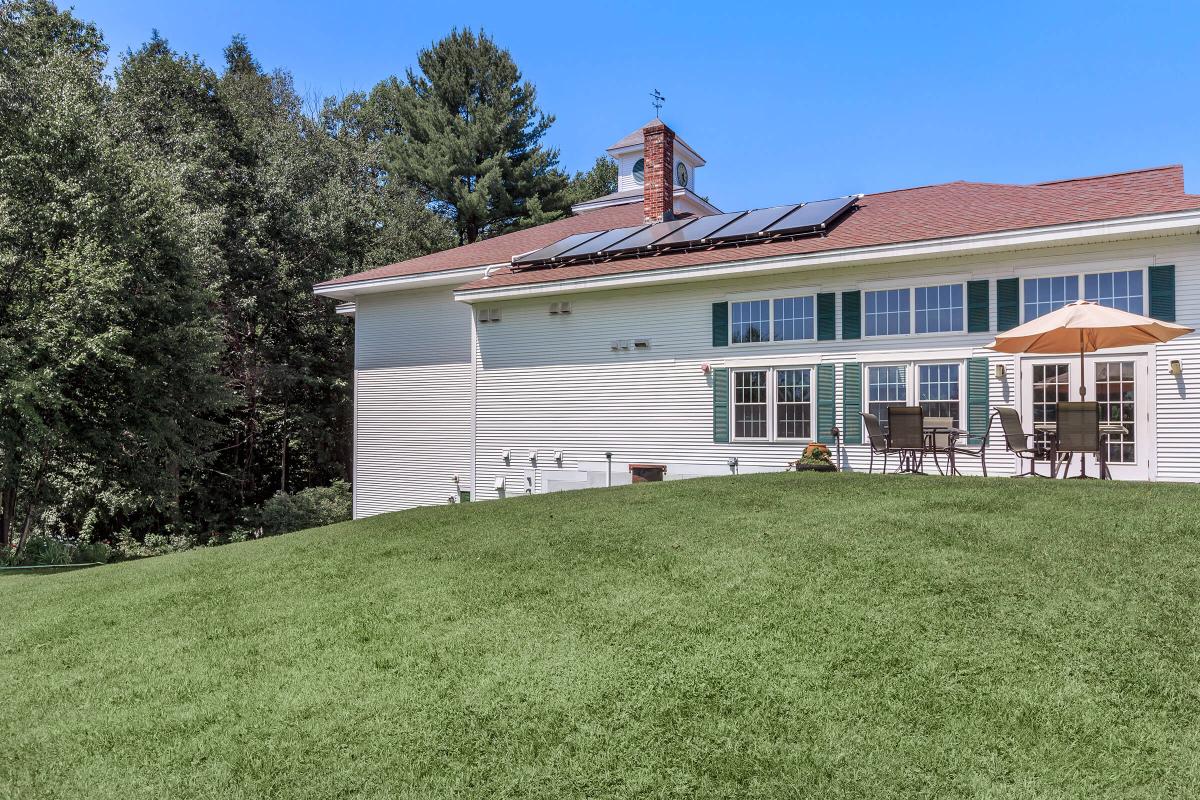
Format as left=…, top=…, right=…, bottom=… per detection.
left=729, top=366, right=817, bottom=442
left=863, top=360, right=965, bottom=427
left=1021, top=266, right=1148, bottom=322
left=727, top=293, right=818, bottom=346
left=862, top=281, right=966, bottom=339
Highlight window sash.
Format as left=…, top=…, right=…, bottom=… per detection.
left=864, top=288, right=910, bottom=337
left=730, top=367, right=816, bottom=441
left=914, top=284, right=964, bottom=334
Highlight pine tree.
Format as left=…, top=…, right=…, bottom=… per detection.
left=378, top=29, right=568, bottom=243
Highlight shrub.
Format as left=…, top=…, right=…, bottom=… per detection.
left=258, top=481, right=351, bottom=536
left=114, top=531, right=194, bottom=560
left=5, top=536, right=112, bottom=567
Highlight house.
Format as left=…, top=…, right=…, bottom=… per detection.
left=314, top=119, right=1200, bottom=517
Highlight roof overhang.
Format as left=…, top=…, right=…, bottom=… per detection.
left=313, top=265, right=489, bottom=301
left=453, top=208, right=1200, bottom=303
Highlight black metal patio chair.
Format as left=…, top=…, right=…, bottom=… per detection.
left=887, top=406, right=926, bottom=474
left=1051, top=402, right=1110, bottom=479
left=862, top=412, right=893, bottom=474
left=995, top=406, right=1044, bottom=477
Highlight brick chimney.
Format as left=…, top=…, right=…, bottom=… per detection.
left=642, top=119, right=675, bottom=223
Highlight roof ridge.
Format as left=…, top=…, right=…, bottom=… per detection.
left=1033, top=164, right=1182, bottom=186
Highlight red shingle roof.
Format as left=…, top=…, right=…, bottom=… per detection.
left=456, top=165, right=1200, bottom=293
left=316, top=165, right=1199, bottom=293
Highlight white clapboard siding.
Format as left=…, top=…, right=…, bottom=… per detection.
left=353, top=287, right=474, bottom=517
left=470, top=233, right=1200, bottom=499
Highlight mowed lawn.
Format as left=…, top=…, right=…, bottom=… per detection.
left=3, top=474, right=1200, bottom=799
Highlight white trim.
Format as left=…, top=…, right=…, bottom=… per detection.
left=857, top=272, right=971, bottom=291
left=315, top=265, right=488, bottom=301
left=454, top=208, right=1200, bottom=302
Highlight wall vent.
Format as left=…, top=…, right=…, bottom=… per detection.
left=549, top=301, right=572, bottom=315
left=477, top=307, right=501, bottom=323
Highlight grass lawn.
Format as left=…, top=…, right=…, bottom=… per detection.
left=3, top=473, right=1200, bottom=799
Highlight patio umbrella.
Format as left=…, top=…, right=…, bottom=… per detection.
left=987, top=300, right=1193, bottom=400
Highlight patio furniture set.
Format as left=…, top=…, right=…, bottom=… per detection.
left=861, top=404, right=1119, bottom=479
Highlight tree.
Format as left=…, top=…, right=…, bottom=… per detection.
left=0, top=1, right=224, bottom=552
left=377, top=29, right=568, bottom=243
left=563, top=156, right=618, bottom=208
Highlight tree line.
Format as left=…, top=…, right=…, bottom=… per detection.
left=0, top=0, right=616, bottom=557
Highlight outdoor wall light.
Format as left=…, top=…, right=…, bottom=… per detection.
left=501, top=449, right=511, bottom=463
left=528, top=450, right=538, bottom=466
left=494, top=476, right=506, bottom=491
left=1170, top=359, right=1183, bottom=377
left=554, top=450, right=564, bottom=465
left=995, top=364, right=1007, bottom=380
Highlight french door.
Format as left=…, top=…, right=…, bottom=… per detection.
left=1019, top=355, right=1150, bottom=480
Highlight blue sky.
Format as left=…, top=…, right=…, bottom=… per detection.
left=75, top=0, right=1199, bottom=211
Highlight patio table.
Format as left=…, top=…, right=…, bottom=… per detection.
left=924, top=425, right=969, bottom=476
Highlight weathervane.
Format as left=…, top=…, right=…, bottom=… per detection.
left=651, top=89, right=666, bottom=118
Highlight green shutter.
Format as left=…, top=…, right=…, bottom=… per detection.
left=841, top=362, right=862, bottom=445
left=712, top=302, right=729, bottom=347
left=967, top=280, right=990, bottom=333
left=712, top=368, right=729, bottom=443
left=1149, top=265, right=1175, bottom=322
left=967, top=357, right=990, bottom=444
left=841, top=290, right=861, bottom=340
left=817, top=364, right=836, bottom=444
left=996, top=278, right=1020, bottom=331
left=817, top=293, right=836, bottom=341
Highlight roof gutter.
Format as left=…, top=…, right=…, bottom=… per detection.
left=453, top=208, right=1200, bottom=303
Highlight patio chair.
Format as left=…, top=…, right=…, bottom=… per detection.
left=1051, top=402, right=1110, bottom=479
left=887, top=406, right=926, bottom=474
left=949, top=415, right=992, bottom=477
left=862, top=412, right=892, bottom=474
left=995, top=406, right=1044, bottom=477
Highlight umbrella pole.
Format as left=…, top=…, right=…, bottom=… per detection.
left=1078, top=334, right=1088, bottom=478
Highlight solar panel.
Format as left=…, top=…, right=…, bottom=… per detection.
left=603, top=217, right=697, bottom=253
left=513, top=230, right=607, bottom=265
left=703, top=204, right=801, bottom=242
left=764, top=196, right=857, bottom=235
left=653, top=211, right=747, bottom=248
left=557, top=224, right=648, bottom=258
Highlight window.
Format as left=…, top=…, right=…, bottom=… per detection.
left=914, top=284, right=964, bottom=334
left=866, top=365, right=907, bottom=427
left=865, top=289, right=910, bottom=336
left=731, top=367, right=815, bottom=441
left=733, top=370, right=768, bottom=438
left=632, top=158, right=644, bottom=185
left=726, top=293, right=815, bottom=344
left=775, top=369, right=812, bottom=439
left=1085, top=270, right=1143, bottom=314
left=1024, top=275, right=1079, bottom=320
left=731, top=300, right=770, bottom=343
left=773, top=296, right=815, bottom=341
left=918, top=363, right=961, bottom=427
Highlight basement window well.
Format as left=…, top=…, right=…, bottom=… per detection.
left=629, top=464, right=666, bottom=483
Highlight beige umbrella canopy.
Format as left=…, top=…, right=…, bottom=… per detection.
left=987, top=300, right=1193, bottom=399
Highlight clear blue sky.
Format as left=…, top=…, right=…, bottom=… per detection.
left=74, top=0, right=1199, bottom=211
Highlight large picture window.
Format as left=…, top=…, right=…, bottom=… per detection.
left=864, top=283, right=963, bottom=337
left=727, top=294, right=816, bottom=344
left=865, top=361, right=964, bottom=429
left=731, top=367, right=815, bottom=441
left=1024, top=275, right=1079, bottom=321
